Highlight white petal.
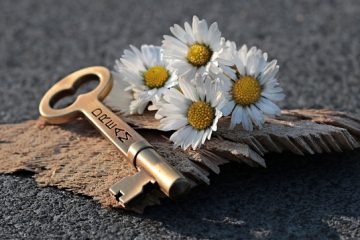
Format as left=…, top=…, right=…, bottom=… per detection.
left=181, top=126, right=196, bottom=150
left=184, top=22, right=195, bottom=44
left=141, top=45, right=161, bottom=67
left=195, top=74, right=206, bottom=101
left=256, top=98, right=281, bottom=116
left=156, top=105, right=185, bottom=117
left=247, top=105, right=264, bottom=128
left=129, top=98, right=148, bottom=115
left=263, top=85, right=284, bottom=94
left=179, top=78, right=198, bottom=101
left=170, top=24, right=188, bottom=43
left=104, top=73, right=133, bottom=115
left=202, top=129, right=211, bottom=144
left=261, top=92, right=286, bottom=102
left=230, top=105, right=243, bottom=129
left=241, top=107, right=253, bottom=131
left=160, top=117, right=188, bottom=131
left=238, top=44, right=248, bottom=65
left=260, top=60, right=279, bottom=84
left=163, top=36, right=188, bottom=54
left=171, top=60, right=192, bottom=73
left=170, top=126, right=191, bottom=149
left=221, top=100, right=235, bottom=116
left=194, top=18, right=208, bottom=43
left=191, top=130, right=204, bottom=150
left=164, top=89, right=191, bottom=107
left=211, top=108, right=223, bottom=131
left=221, top=64, right=237, bottom=80
left=208, top=22, right=222, bottom=50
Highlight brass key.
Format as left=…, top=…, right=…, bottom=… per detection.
left=39, top=66, right=190, bottom=206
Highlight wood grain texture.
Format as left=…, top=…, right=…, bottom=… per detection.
left=1, top=109, right=359, bottom=212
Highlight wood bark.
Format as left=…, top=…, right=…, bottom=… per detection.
left=1, top=109, right=359, bottom=212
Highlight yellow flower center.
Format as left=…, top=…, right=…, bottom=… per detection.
left=231, top=76, right=262, bottom=106
left=187, top=101, right=215, bottom=130
left=143, top=66, right=169, bottom=89
left=187, top=43, right=212, bottom=67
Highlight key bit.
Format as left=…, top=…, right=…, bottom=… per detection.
left=109, top=169, right=155, bottom=206
left=110, top=141, right=191, bottom=205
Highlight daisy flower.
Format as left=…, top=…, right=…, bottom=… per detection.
left=114, top=44, right=178, bottom=115
left=104, top=72, right=133, bottom=115
left=156, top=75, right=224, bottom=150
left=219, top=45, right=285, bottom=130
left=162, top=16, right=223, bottom=80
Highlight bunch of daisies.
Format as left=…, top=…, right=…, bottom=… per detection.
left=106, top=16, right=285, bottom=150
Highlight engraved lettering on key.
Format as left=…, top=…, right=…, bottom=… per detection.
left=98, top=113, right=110, bottom=122
left=91, top=108, right=102, bottom=117
left=105, top=120, right=116, bottom=129
left=39, top=66, right=190, bottom=207
left=92, top=107, right=131, bottom=140
left=92, top=108, right=116, bottom=129
left=114, top=128, right=132, bottom=143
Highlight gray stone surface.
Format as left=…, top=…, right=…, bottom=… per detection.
left=1, top=0, right=360, bottom=239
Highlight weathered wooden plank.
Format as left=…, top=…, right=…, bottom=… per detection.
left=0, top=109, right=359, bottom=212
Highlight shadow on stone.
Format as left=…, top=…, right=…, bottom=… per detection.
left=141, top=150, right=360, bottom=239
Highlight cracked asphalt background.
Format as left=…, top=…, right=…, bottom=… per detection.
left=1, top=0, right=360, bottom=239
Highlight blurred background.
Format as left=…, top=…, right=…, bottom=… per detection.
left=1, top=0, right=360, bottom=239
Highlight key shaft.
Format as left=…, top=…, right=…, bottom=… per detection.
left=39, top=66, right=190, bottom=206
left=81, top=98, right=142, bottom=158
